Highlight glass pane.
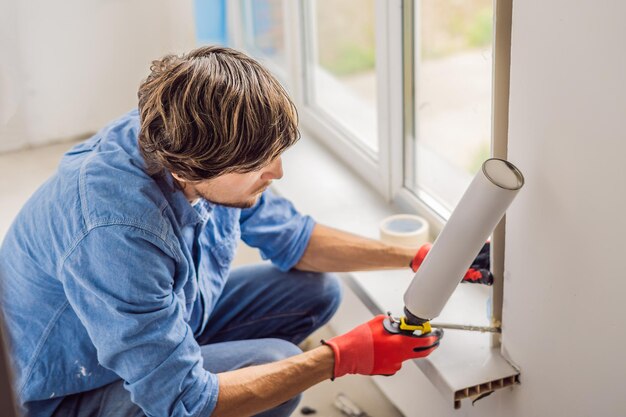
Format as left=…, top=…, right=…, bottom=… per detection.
left=409, top=0, right=493, bottom=213
left=243, top=0, right=286, bottom=67
left=305, top=0, right=378, bottom=153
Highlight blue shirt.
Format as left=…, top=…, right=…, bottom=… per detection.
left=0, top=110, right=315, bottom=417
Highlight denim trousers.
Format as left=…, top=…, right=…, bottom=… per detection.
left=51, top=264, right=342, bottom=417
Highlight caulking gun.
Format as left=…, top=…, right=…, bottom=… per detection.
left=384, top=158, right=525, bottom=337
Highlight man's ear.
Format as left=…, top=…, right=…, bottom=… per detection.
left=169, top=172, right=190, bottom=193
left=170, top=172, right=186, bottom=183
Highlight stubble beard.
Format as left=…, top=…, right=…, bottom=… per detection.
left=197, top=188, right=268, bottom=209
left=196, top=192, right=259, bottom=209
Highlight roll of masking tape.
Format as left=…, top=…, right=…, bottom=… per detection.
left=379, top=214, right=430, bottom=248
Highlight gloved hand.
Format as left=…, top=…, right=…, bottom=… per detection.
left=322, top=315, right=443, bottom=379
left=410, top=241, right=493, bottom=285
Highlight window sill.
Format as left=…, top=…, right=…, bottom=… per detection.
left=273, top=133, right=519, bottom=410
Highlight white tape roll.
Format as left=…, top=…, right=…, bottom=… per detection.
left=379, top=214, right=430, bottom=248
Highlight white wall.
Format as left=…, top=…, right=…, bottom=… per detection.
left=502, top=0, right=626, bottom=416
left=372, top=1, right=626, bottom=415
left=0, top=0, right=196, bottom=152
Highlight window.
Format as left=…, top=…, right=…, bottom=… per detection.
left=404, top=0, right=494, bottom=217
left=241, top=0, right=287, bottom=71
left=230, top=0, right=507, bottom=226
left=302, top=0, right=378, bottom=154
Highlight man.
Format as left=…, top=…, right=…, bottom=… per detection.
left=0, top=46, right=489, bottom=417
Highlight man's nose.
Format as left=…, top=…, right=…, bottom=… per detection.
left=262, top=157, right=283, bottom=180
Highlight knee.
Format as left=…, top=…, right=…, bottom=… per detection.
left=248, top=338, right=303, bottom=366
left=311, top=272, right=342, bottom=321
left=322, top=272, right=343, bottom=304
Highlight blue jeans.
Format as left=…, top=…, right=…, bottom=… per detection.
left=51, top=264, right=342, bottom=417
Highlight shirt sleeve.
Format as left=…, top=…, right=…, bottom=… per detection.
left=239, top=190, right=316, bottom=271
left=59, top=224, right=218, bottom=417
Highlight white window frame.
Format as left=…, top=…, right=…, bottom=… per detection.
left=289, top=0, right=464, bottom=233
left=227, top=0, right=510, bottom=227
left=394, top=0, right=513, bottom=345
left=396, top=0, right=510, bottom=232
left=289, top=0, right=394, bottom=198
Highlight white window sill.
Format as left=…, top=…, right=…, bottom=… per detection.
left=273, top=133, right=520, bottom=410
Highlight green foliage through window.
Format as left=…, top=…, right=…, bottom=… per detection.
left=320, top=43, right=376, bottom=77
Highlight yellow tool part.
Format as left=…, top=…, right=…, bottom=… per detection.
left=399, top=317, right=432, bottom=335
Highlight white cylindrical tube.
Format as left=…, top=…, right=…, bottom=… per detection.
left=403, top=158, right=524, bottom=321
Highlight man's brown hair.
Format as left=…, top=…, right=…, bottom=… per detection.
left=137, top=46, right=300, bottom=181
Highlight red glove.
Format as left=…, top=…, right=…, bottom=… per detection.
left=322, top=315, right=443, bottom=379
left=410, top=242, right=493, bottom=285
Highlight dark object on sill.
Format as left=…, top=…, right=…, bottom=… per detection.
left=454, top=375, right=520, bottom=409
left=472, top=390, right=495, bottom=405
left=300, top=406, right=317, bottom=415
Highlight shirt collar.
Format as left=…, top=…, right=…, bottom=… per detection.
left=192, top=199, right=214, bottom=224
left=158, top=172, right=213, bottom=227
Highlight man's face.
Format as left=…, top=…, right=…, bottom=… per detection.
left=178, top=157, right=284, bottom=209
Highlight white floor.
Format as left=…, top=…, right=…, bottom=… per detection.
left=0, top=140, right=403, bottom=417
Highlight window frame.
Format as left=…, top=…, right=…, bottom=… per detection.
left=291, top=0, right=394, bottom=198
left=228, top=0, right=510, bottom=224
left=394, top=0, right=513, bottom=347
left=396, top=0, right=503, bottom=227
left=226, top=0, right=513, bottom=346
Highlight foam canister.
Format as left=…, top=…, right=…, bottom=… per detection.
left=403, top=158, right=525, bottom=321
